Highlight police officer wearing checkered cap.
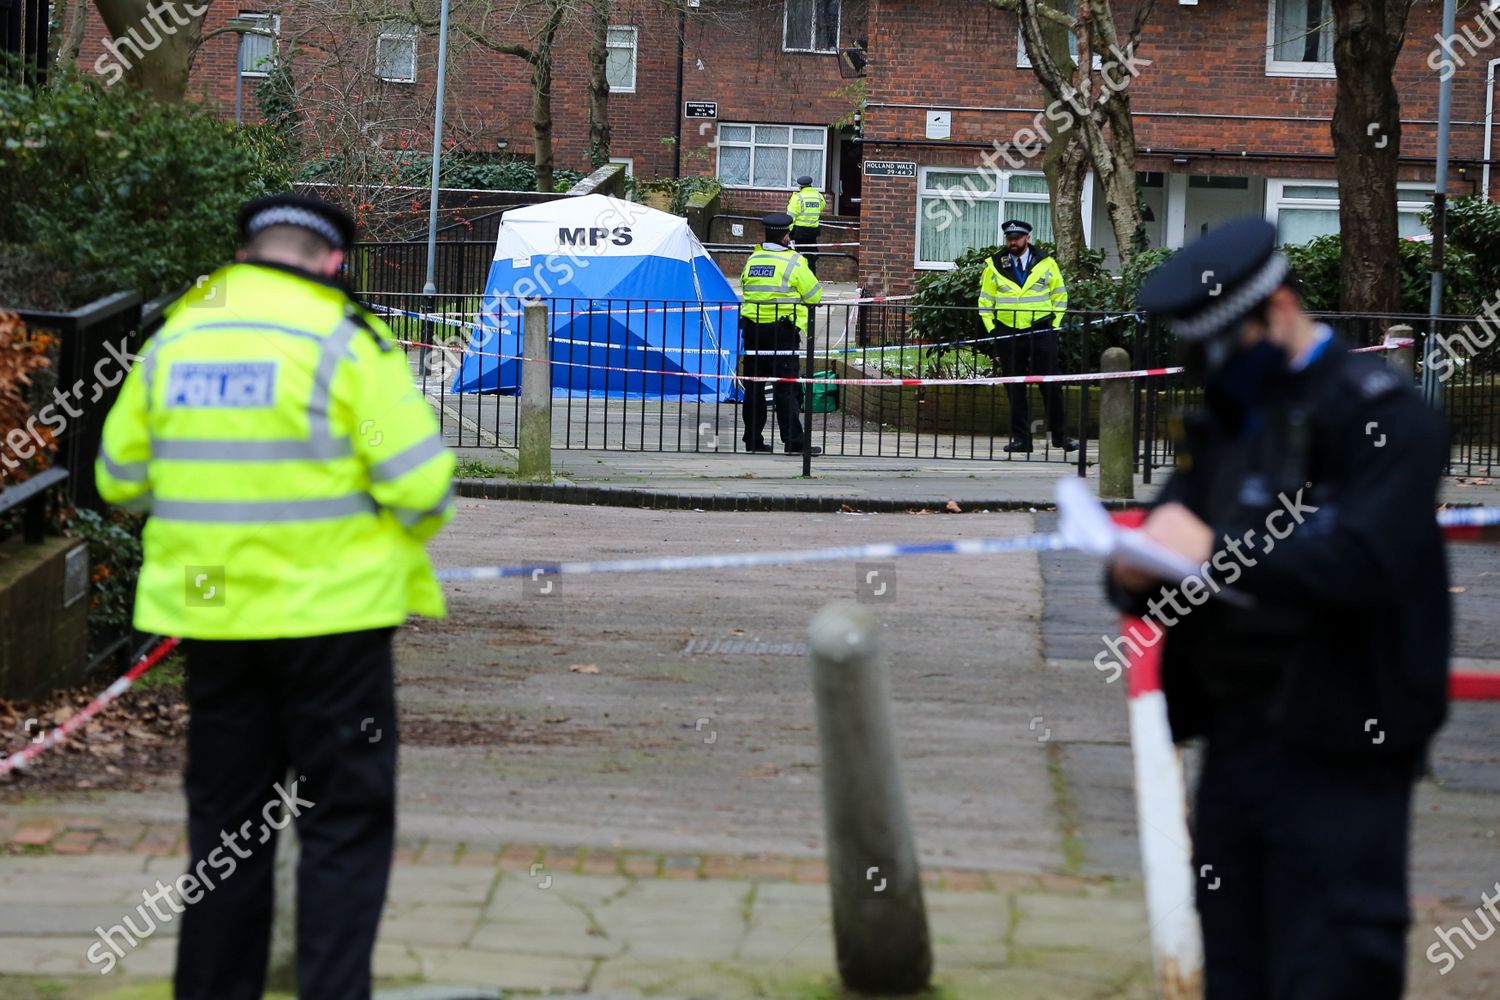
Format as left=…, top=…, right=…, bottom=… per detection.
left=1105, top=217, right=1450, bottom=999
left=738, top=212, right=823, bottom=454
left=98, top=192, right=454, bottom=999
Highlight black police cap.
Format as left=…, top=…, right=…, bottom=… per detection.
left=238, top=193, right=357, bottom=251
left=1137, top=216, right=1290, bottom=341
left=1002, top=219, right=1033, bottom=236
left=761, top=212, right=795, bottom=230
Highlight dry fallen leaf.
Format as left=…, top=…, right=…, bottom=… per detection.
left=569, top=664, right=600, bottom=675
left=945, top=500, right=963, bottom=513
left=1450, top=586, right=1468, bottom=594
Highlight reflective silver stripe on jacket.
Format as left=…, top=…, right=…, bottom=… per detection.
left=390, top=484, right=455, bottom=528
left=151, top=493, right=378, bottom=523
left=369, top=435, right=448, bottom=483
left=100, top=451, right=149, bottom=482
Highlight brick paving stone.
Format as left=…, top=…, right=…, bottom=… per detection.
left=458, top=849, right=501, bottom=868
left=52, top=831, right=99, bottom=855
left=93, top=822, right=149, bottom=853
left=392, top=847, right=420, bottom=865
left=942, top=870, right=993, bottom=892
left=660, top=855, right=701, bottom=879
left=740, top=857, right=795, bottom=881
left=542, top=846, right=584, bottom=873
left=499, top=845, right=541, bottom=872
left=12, top=821, right=59, bottom=848
left=620, top=854, right=659, bottom=878
left=699, top=855, right=744, bottom=879
left=425, top=842, right=461, bottom=865
left=578, top=850, right=620, bottom=876
left=791, top=861, right=828, bottom=884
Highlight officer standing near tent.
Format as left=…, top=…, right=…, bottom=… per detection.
left=1106, top=217, right=1449, bottom=999
left=739, top=212, right=823, bottom=455
left=787, top=174, right=826, bottom=275
left=978, top=219, right=1077, bottom=453
left=96, top=193, right=455, bottom=1000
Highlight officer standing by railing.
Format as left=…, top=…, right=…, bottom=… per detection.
left=96, top=193, right=455, bottom=1000
left=978, top=219, right=1076, bottom=453
left=787, top=174, right=826, bottom=276
left=1107, top=217, right=1449, bottom=999
left=739, top=212, right=822, bottom=456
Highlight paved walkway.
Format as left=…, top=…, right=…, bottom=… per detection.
left=0, top=825, right=1152, bottom=999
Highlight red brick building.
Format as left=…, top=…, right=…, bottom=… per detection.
left=74, top=1, right=1498, bottom=294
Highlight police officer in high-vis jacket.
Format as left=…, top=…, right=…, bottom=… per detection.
left=787, top=174, right=826, bottom=274
left=1107, top=218, right=1449, bottom=999
left=739, top=212, right=822, bottom=455
left=978, top=219, right=1077, bottom=453
left=97, top=193, right=454, bottom=1000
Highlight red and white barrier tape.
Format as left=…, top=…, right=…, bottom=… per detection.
left=0, top=637, right=181, bottom=777
left=704, top=242, right=860, bottom=250
left=394, top=337, right=1183, bottom=386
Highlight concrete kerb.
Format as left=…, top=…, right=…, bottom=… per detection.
left=453, top=477, right=1142, bottom=514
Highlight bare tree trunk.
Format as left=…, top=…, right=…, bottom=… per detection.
left=93, top=0, right=209, bottom=101
left=532, top=53, right=556, bottom=192
left=57, top=0, right=90, bottom=69
left=1035, top=1, right=1087, bottom=265
left=1330, top=0, right=1408, bottom=313
left=586, top=0, right=612, bottom=168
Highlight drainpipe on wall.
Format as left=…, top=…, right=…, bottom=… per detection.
left=673, top=4, right=687, bottom=178
left=1483, top=58, right=1500, bottom=201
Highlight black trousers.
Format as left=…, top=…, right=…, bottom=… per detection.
left=175, top=628, right=398, bottom=1000
left=997, top=325, right=1068, bottom=443
left=1193, top=708, right=1419, bottom=1000
left=740, top=316, right=805, bottom=450
left=791, top=225, right=820, bottom=275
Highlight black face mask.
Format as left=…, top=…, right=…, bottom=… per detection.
left=1206, top=340, right=1289, bottom=423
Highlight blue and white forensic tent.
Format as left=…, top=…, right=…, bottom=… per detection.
left=452, top=194, right=741, bottom=400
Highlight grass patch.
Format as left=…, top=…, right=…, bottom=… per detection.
left=134, top=652, right=186, bottom=691
left=454, top=457, right=508, bottom=479
left=1045, top=741, right=1085, bottom=875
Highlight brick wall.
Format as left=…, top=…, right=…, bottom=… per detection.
left=859, top=0, right=1498, bottom=293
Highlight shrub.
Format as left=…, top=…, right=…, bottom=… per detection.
left=67, top=508, right=144, bottom=651
left=0, top=74, right=292, bottom=308
left=1281, top=233, right=1485, bottom=314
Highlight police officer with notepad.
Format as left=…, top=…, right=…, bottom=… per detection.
left=97, top=193, right=455, bottom=1000
left=1106, top=217, right=1449, bottom=999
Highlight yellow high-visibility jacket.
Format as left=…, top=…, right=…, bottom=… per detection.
left=96, top=262, right=455, bottom=640
left=787, top=186, right=826, bottom=228
left=739, top=243, right=823, bottom=332
left=978, top=251, right=1068, bottom=332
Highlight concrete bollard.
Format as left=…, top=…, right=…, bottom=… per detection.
left=808, top=603, right=932, bottom=994
left=517, top=303, right=552, bottom=480
left=265, top=767, right=299, bottom=992
left=1386, top=323, right=1416, bottom=381
left=1098, top=347, right=1135, bottom=500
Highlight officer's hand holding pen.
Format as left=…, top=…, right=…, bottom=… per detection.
left=1109, top=502, right=1215, bottom=594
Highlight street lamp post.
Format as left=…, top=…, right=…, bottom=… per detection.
left=421, top=0, right=453, bottom=369
left=1424, top=0, right=1458, bottom=408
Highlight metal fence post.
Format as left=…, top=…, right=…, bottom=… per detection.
left=803, top=307, right=816, bottom=477
left=1386, top=323, right=1416, bottom=382
left=1099, top=347, right=1135, bottom=499
left=518, top=303, right=552, bottom=480
left=808, top=602, right=932, bottom=994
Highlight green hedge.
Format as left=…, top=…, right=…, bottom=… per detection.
left=0, top=74, right=292, bottom=308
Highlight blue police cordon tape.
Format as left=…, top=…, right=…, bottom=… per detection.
left=434, top=505, right=1500, bottom=584
left=435, top=532, right=1072, bottom=583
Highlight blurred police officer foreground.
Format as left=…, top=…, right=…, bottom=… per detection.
left=97, top=193, right=455, bottom=1000
left=1108, top=217, right=1449, bottom=999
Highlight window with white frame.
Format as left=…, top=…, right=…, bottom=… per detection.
left=716, top=124, right=827, bottom=190
left=609, top=156, right=634, bottom=177
left=237, top=12, right=279, bottom=77
left=606, top=26, right=637, bottom=92
left=784, top=0, right=840, bottom=54
left=1266, top=179, right=1432, bottom=244
left=1016, top=2, right=1102, bottom=70
left=1266, top=0, right=1335, bottom=78
left=916, top=169, right=1055, bottom=268
left=375, top=25, right=417, bottom=83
